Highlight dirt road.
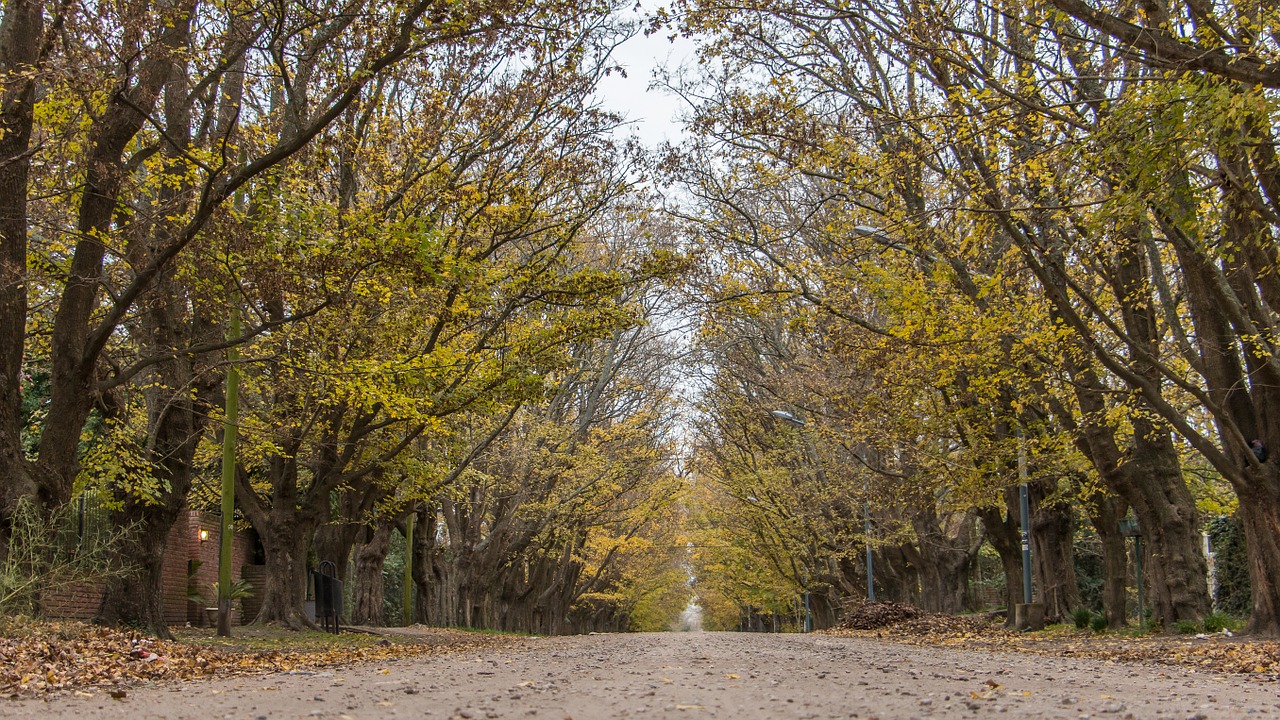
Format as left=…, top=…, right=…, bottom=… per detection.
left=4, top=631, right=1278, bottom=719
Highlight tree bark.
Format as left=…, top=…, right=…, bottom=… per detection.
left=37, top=3, right=191, bottom=508
left=1086, top=494, right=1129, bottom=627
left=909, top=505, right=979, bottom=613
left=350, top=521, right=393, bottom=626
left=253, top=512, right=316, bottom=629
left=0, top=0, right=43, bottom=538
left=1029, top=482, right=1079, bottom=623
left=978, top=492, right=1024, bottom=626
left=1236, top=470, right=1280, bottom=635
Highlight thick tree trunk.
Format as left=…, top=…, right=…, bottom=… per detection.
left=1237, top=470, right=1280, bottom=636
left=94, top=506, right=182, bottom=638
left=0, top=0, right=42, bottom=540
left=350, top=521, right=393, bottom=626
left=1087, top=494, right=1129, bottom=627
left=1067, top=359, right=1210, bottom=626
left=313, top=522, right=359, bottom=585
left=874, top=543, right=919, bottom=605
left=1029, top=483, right=1079, bottom=623
left=38, top=14, right=186, bottom=508
left=253, top=514, right=316, bottom=629
left=910, top=506, right=978, bottom=613
left=978, top=493, right=1024, bottom=626
left=95, top=64, right=209, bottom=631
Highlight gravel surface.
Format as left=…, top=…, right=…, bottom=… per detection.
left=4, top=631, right=1278, bottom=719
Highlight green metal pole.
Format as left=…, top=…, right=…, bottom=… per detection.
left=402, top=512, right=415, bottom=626
left=217, top=309, right=241, bottom=637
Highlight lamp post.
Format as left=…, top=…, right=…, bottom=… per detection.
left=1018, top=434, right=1032, bottom=605
left=865, top=478, right=875, bottom=603
left=1013, top=427, right=1045, bottom=630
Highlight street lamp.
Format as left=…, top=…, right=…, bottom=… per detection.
left=865, top=478, right=875, bottom=602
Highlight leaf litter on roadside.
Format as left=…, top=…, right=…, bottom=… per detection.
left=826, top=601, right=1279, bottom=680
left=0, top=618, right=523, bottom=698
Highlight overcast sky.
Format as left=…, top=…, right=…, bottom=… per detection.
left=593, top=4, right=699, bottom=148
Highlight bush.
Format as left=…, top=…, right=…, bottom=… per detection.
left=1072, top=607, right=1093, bottom=629
left=1090, top=614, right=1108, bottom=632
left=1202, top=612, right=1237, bottom=633
left=1173, top=619, right=1199, bottom=634
left=1, top=497, right=130, bottom=616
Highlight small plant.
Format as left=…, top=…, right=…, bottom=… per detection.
left=1173, top=619, right=1199, bottom=634
left=194, top=579, right=254, bottom=607
left=1202, top=613, right=1237, bottom=633
left=1072, top=607, right=1093, bottom=629
left=1089, top=614, right=1109, bottom=633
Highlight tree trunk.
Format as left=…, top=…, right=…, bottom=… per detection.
left=978, top=493, right=1024, bottom=627
left=1086, top=494, right=1129, bottom=627
left=314, top=522, right=359, bottom=585
left=94, top=56, right=210, bottom=633
left=910, top=506, right=978, bottom=613
left=874, top=543, right=919, bottom=605
left=1066, top=358, right=1210, bottom=626
left=1236, top=470, right=1280, bottom=636
left=1126, top=425, right=1210, bottom=626
left=253, top=514, right=316, bottom=629
left=1029, top=482, right=1079, bottom=623
left=0, top=0, right=43, bottom=541
left=94, top=507, right=182, bottom=638
left=350, top=521, right=393, bottom=626
left=38, top=10, right=188, bottom=510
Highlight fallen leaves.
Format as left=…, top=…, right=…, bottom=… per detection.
left=824, top=608, right=1280, bottom=681
left=833, top=601, right=925, bottom=630
left=0, top=619, right=524, bottom=698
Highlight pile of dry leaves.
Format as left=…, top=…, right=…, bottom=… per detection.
left=826, top=607, right=1280, bottom=680
left=0, top=618, right=521, bottom=698
left=832, top=600, right=926, bottom=630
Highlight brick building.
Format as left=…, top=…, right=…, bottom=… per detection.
left=43, top=509, right=259, bottom=626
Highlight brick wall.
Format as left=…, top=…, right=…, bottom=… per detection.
left=41, top=581, right=106, bottom=620
left=183, top=511, right=254, bottom=625
left=42, top=509, right=256, bottom=627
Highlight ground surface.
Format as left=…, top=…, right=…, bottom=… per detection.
left=5, top=631, right=1279, bottom=720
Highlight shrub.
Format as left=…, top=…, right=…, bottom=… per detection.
left=1202, top=612, right=1237, bottom=633
left=1, top=497, right=131, bottom=616
left=1072, top=607, right=1093, bottom=629
left=1090, top=614, right=1109, bottom=632
left=1173, top=619, right=1199, bottom=634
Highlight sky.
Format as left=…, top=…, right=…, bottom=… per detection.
left=593, top=4, right=699, bottom=149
